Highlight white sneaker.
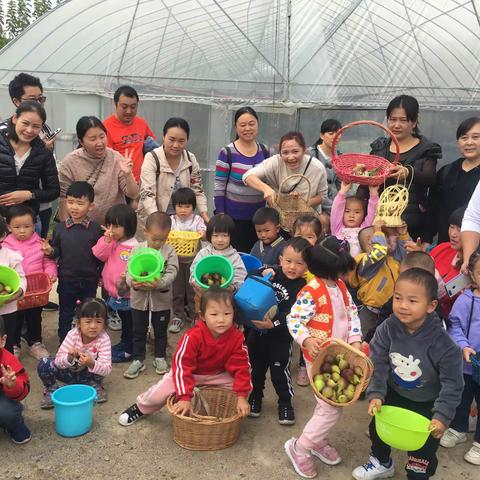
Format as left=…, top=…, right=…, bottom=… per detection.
left=464, top=442, right=480, bottom=465
left=153, top=357, right=168, bottom=375
left=123, top=360, right=145, bottom=379
left=440, top=428, right=467, bottom=448
left=168, top=317, right=183, bottom=333
left=29, top=342, right=50, bottom=360
left=352, top=456, right=395, bottom=480
left=108, top=310, right=122, bottom=331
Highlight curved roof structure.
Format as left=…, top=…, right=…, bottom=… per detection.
left=1, top=0, right=480, bottom=108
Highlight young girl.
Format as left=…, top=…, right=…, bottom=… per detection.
left=3, top=205, right=57, bottom=359
left=285, top=237, right=362, bottom=478
left=0, top=217, right=27, bottom=356
left=169, top=187, right=207, bottom=334
left=190, top=214, right=247, bottom=293
left=118, top=287, right=251, bottom=426
left=331, top=182, right=379, bottom=257
left=92, top=204, right=138, bottom=363
left=37, top=298, right=112, bottom=408
left=441, top=251, right=480, bottom=465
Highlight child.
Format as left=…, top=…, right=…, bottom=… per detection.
left=190, top=214, right=247, bottom=292
left=284, top=237, right=362, bottom=478
left=292, top=214, right=323, bottom=387
left=350, top=219, right=409, bottom=340
left=3, top=205, right=57, bottom=359
left=0, top=217, right=26, bottom=356
left=440, top=251, right=480, bottom=465
left=352, top=269, right=464, bottom=480
left=92, top=204, right=138, bottom=363
left=37, top=298, right=112, bottom=408
left=123, top=212, right=178, bottom=379
left=0, top=315, right=31, bottom=444
left=248, top=237, right=310, bottom=424
left=169, top=187, right=207, bottom=334
left=331, top=182, right=379, bottom=257
left=118, top=287, right=251, bottom=426
left=41, top=181, right=103, bottom=342
left=250, top=207, right=285, bottom=267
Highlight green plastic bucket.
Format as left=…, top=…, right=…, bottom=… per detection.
left=127, top=248, right=164, bottom=283
left=0, top=266, right=21, bottom=306
left=193, top=255, right=234, bottom=289
left=375, top=406, right=430, bottom=451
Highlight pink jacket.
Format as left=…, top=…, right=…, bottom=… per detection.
left=3, top=233, right=57, bottom=278
left=92, top=236, right=138, bottom=298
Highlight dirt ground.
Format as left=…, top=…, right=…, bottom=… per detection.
left=3, top=305, right=479, bottom=480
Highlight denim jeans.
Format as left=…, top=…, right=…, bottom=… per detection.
left=0, top=392, right=24, bottom=431
left=37, top=357, right=104, bottom=388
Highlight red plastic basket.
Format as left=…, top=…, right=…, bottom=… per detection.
left=17, top=273, right=51, bottom=311
left=331, top=120, right=400, bottom=186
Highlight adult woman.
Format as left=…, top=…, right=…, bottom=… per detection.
left=0, top=101, right=59, bottom=216
left=137, top=118, right=209, bottom=237
left=214, top=107, right=270, bottom=252
left=431, top=117, right=480, bottom=243
left=461, top=180, right=480, bottom=273
left=243, top=131, right=328, bottom=218
left=58, top=116, right=139, bottom=225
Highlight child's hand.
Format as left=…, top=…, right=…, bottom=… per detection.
left=368, top=398, right=382, bottom=416
left=405, top=237, right=424, bottom=253
left=368, top=184, right=379, bottom=196
left=302, top=337, right=324, bottom=359
left=172, top=400, right=192, bottom=416
left=236, top=396, right=250, bottom=417
left=78, top=352, right=94, bottom=369
left=101, top=225, right=114, bottom=243
left=197, top=229, right=206, bottom=240
left=340, top=181, right=351, bottom=194
left=251, top=315, right=274, bottom=330
left=262, top=268, right=275, bottom=278
left=350, top=341, right=362, bottom=351
left=429, top=419, right=447, bottom=439
left=373, top=218, right=385, bottom=232
left=49, top=275, right=57, bottom=284
left=0, top=364, right=17, bottom=389
left=67, top=348, right=79, bottom=364
left=4, top=288, right=23, bottom=304
left=39, top=238, right=53, bottom=256
left=463, top=346, right=477, bottom=363
left=191, top=281, right=203, bottom=295
left=132, top=279, right=159, bottom=290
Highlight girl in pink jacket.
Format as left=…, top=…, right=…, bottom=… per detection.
left=3, top=205, right=57, bottom=359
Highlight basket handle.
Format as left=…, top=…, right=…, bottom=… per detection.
left=331, top=120, right=400, bottom=165
left=277, top=174, right=312, bottom=200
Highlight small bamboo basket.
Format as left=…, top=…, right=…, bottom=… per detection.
left=275, top=174, right=319, bottom=232
left=17, top=273, right=51, bottom=311
left=167, top=387, right=243, bottom=451
left=310, top=338, right=373, bottom=407
left=167, top=231, right=202, bottom=257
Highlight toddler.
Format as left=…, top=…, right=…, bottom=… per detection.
left=250, top=207, right=285, bottom=267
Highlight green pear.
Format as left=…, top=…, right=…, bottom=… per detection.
left=332, top=372, right=341, bottom=382
left=314, top=375, right=325, bottom=392
left=331, top=364, right=341, bottom=374
left=354, top=366, right=364, bottom=377
left=338, top=358, right=349, bottom=370
left=326, top=378, right=337, bottom=388
left=321, top=386, right=334, bottom=399
left=337, top=394, right=348, bottom=403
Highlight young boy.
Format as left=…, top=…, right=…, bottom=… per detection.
left=352, top=269, right=464, bottom=480
left=124, top=212, right=179, bottom=379
left=250, top=207, right=285, bottom=267
left=247, top=237, right=310, bottom=425
left=118, top=287, right=251, bottom=426
left=169, top=187, right=206, bottom=334
left=0, top=315, right=31, bottom=444
left=41, top=182, right=103, bottom=342
left=349, top=220, right=409, bottom=339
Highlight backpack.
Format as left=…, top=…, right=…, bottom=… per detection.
left=151, top=149, right=193, bottom=181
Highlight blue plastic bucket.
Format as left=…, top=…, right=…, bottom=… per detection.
left=51, top=384, right=97, bottom=437
left=239, top=253, right=263, bottom=273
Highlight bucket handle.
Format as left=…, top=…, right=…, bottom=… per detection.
left=244, top=271, right=275, bottom=290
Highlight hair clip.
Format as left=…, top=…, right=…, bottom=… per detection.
left=76, top=299, right=81, bottom=305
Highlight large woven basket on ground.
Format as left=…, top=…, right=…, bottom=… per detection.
left=167, top=387, right=243, bottom=451
left=331, top=120, right=399, bottom=186
left=275, top=174, right=319, bottom=232
left=310, top=338, right=373, bottom=407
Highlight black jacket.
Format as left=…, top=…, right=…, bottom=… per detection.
left=0, top=130, right=59, bottom=214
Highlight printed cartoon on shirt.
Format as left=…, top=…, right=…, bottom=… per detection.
left=389, top=352, right=423, bottom=389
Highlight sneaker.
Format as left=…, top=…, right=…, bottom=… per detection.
left=440, top=428, right=467, bottom=448
left=168, top=317, right=183, bottom=333
left=310, top=442, right=341, bottom=465
left=296, top=366, right=309, bottom=387
left=107, top=310, right=122, bottom=331
left=93, top=384, right=108, bottom=403
left=248, top=396, right=262, bottom=418
left=40, top=387, right=56, bottom=409
left=123, top=360, right=145, bottom=379
left=284, top=437, right=317, bottom=479
left=153, top=357, right=168, bottom=375
left=43, top=301, right=59, bottom=312
left=118, top=403, right=144, bottom=426
left=29, top=342, right=50, bottom=360
left=8, top=422, right=32, bottom=444
left=112, top=350, right=132, bottom=363
left=464, top=442, right=480, bottom=465
left=13, top=345, right=21, bottom=358
left=352, top=456, right=394, bottom=480
left=278, top=403, right=295, bottom=425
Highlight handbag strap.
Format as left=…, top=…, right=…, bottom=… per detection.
left=466, top=294, right=476, bottom=340
left=282, top=156, right=313, bottom=194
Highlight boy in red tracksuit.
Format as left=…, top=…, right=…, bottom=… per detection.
left=118, top=287, right=251, bottom=426
left=0, top=315, right=31, bottom=444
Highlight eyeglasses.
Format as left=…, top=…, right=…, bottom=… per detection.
left=21, top=95, right=47, bottom=104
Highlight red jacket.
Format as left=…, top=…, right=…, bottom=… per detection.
left=172, top=321, right=251, bottom=401
left=0, top=348, right=30, bottom=401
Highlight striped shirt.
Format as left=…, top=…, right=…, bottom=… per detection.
left=214, top=142, right=268, bottom=220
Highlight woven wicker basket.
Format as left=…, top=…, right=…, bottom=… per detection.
left=275, top=174, right=319, bottom=232
left=167, top=231, right=202, bottom=257
left=167, top=387, right=243, bottom=451
left=310, top=338, right=373, bottom=407
left=17, top=273, right=51, bottom=311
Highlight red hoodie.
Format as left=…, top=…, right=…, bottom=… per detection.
left=172, top=321, right=251, bottom=401
left=0, top=348, right=30, bottom=401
